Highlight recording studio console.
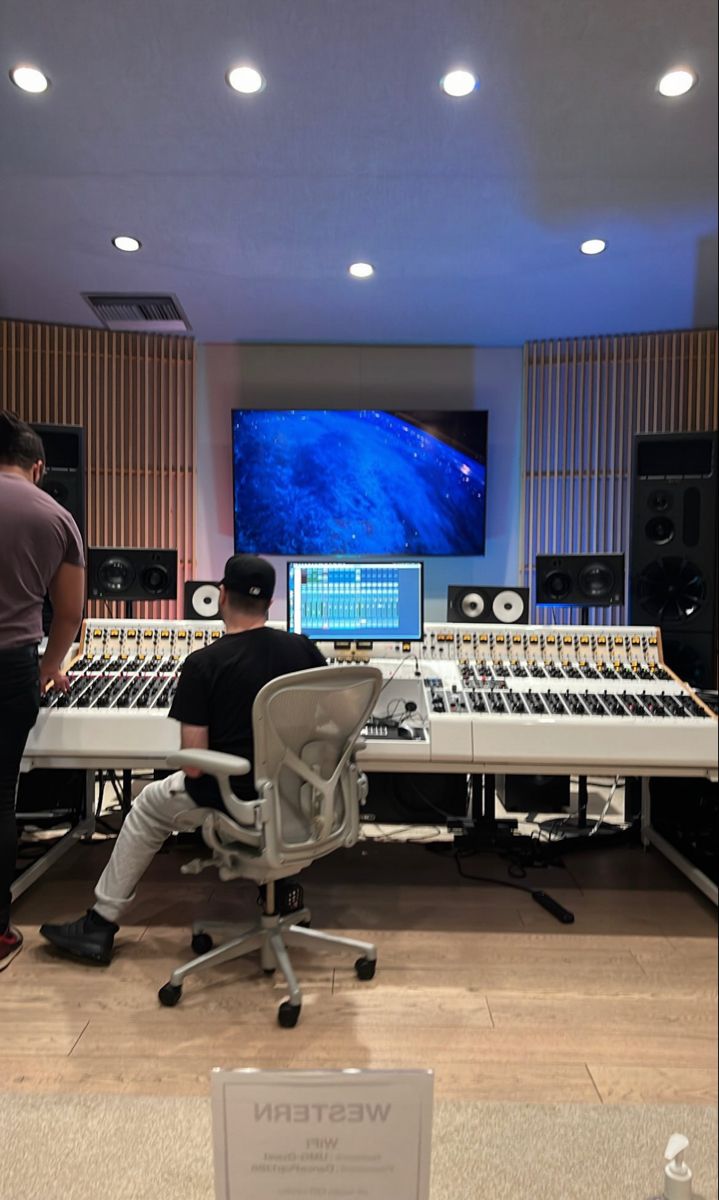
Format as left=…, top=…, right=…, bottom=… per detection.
left=23, top=620, right=717, bottom=778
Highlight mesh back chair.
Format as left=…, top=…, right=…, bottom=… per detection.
left=158, top=665, right=383, bottom=1027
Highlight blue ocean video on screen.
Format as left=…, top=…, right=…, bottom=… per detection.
left=232, top=409, right=487, bottom=556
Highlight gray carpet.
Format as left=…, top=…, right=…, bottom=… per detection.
left=3, top=1094, right=717, bottom=1200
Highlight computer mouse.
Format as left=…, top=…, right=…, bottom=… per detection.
left=397, top=724, right=413, bottom=739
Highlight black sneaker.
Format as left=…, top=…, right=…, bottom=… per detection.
left=40, top=910, right=118, bottom=965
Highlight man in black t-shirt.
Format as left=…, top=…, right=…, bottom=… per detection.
left=40, top=555, right=326, bottom=965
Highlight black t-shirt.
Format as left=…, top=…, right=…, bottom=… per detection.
left=168, top=626, right=327, bottom=809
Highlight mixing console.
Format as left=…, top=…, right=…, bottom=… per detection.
left=40, top=623, right=221, bottom=713
left=24, top=619, right=717, bottom=778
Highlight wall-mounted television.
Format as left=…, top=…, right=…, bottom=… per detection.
left=232, top=409, right=487, bottom=557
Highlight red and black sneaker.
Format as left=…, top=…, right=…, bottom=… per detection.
left=0, top=925, right=23, bottom=971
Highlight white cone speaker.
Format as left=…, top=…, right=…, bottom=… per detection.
left=184, top=581, right=220, bottom=619
left=460, top=592, right=485, bottom=619
left=492, top=589, right=526, bottom=624
left=447, top=585, right=529, bottom=624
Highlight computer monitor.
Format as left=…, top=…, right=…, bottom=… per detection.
left=287, top=561, right=424, bottom=642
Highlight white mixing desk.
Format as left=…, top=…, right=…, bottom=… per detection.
left=20, top=618, right=718, bottom=901
left=23, top=618, right=718, bottom=776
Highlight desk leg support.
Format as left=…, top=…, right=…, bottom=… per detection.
left=640, top=777, right=651, bottom=848
left=122, top=770, right=133, bottom=816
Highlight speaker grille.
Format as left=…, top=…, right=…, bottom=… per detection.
left=98, top=556, right=136, bottom=594
left=637, top=557, right=706, bottom=623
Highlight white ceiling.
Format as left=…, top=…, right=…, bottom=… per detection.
left=1, top=0, right=717, bottom=344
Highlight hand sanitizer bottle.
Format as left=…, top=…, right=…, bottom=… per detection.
left=648, top=1134, right=694, bottom=1200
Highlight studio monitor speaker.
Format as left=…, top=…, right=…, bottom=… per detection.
left=88, top=547, right=178, bottom=602
left=535, top=554, right=625, bottom=607
left=630, top=430, right=718, bottom=687
left=31, top=423, right=85, bottom=541
left=184, top=580, right=221, bottom=620
left=447, top=585, right=529, bottom=624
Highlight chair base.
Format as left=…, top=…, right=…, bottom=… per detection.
left=158, top=909, right=377, bottom=1025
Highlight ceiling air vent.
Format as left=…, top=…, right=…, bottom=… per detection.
left=83, top=293, right=191, bottom=333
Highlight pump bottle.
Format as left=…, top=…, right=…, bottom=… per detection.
left=648, top=1134, right=693, bottom=1200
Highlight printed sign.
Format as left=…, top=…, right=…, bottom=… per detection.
left=211, top=1068, right=434, bottom=1200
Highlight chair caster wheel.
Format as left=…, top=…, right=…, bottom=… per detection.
left=263, top=967, right=276, bottom=976
left=191, top=932, right=214, bottom=955
left=158, top=982, right=183, bottom=1007
left=278, top=1001, right=301, bottom=1028
left=354, top=956, right=376, bottom=981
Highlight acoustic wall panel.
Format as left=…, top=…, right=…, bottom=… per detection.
left=520, top=330, right=718, bottom=625
left=0, top=320, right=196, bottom=620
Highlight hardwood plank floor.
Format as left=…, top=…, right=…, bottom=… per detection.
left=5, top=834, right=717, bottom=1105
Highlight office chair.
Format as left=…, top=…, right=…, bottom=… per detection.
left=157, top=664, right=383, bottom=1027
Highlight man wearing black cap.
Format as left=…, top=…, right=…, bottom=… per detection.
left=40, top=554, right=326, bottom=965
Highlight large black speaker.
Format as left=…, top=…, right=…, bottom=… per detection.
left=447, top=585, right=529, bottom=624
left=630, top=431, right=718, bottom=687
left=31, top=424, right=86, bottom=633
left=649, top=776, right=718, bottom=885
left=184, top=580, right=221, bottom=620
left=535, top=554, right=625, bottom=607
left=31, top=423, right=85, bottom=541
left=88, top=547, right=177, bottom=602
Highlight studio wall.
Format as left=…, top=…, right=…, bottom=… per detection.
left=196, top=343, right=524, bottom=620
left=0, top=319, right=196, bottom=619
left=521, top=329, right=719, bottom=624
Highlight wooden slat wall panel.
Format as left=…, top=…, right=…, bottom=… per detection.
left=521, top=329, right=719, bottom=624
left=1, top=320, right=196, bottom=620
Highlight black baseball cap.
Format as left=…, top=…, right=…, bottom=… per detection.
left=220, top=554, right=275, bottom=600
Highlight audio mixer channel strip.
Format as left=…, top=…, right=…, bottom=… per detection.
left=24, top=619, right=717, bottom=777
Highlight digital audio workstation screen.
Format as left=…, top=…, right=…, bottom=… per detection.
left=287, top=561, right=424, bottom=642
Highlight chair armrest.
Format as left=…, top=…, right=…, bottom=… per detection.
left=166, top=749, right=251, bottom=777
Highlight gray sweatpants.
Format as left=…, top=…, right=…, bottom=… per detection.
left=94, top=771, right=201, bottom=924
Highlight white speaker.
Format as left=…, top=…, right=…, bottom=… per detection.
left=184, top=580, right=220, bottom=620
left=447, top=585, right=529, bottom=625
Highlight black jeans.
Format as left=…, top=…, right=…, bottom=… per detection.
left=0, top=644, right=40, bottom=930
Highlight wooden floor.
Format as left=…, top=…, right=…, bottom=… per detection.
left=4, top=828, right=717, bottom=1105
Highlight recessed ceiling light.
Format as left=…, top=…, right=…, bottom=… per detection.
left=112, top=235, right=142, bottom=253
left=440, top=70, right=477, bottom=97
left=348, top=262, right=374, bottom=278
left=658, top=68, right=696, bottom=97
left=226, top=66, right=265, bottom=94
left=9, top=65, right=49, bottom=93
left=580, top=239, right=606, bottom=256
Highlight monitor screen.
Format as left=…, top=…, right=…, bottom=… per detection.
left=232, top=409, right=487, bottom=556
left=287, top=560, right=424, bottom=642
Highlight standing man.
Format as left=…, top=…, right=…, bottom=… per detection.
left=40, top=553, right=327, bottom=965
left=0, top=411, right=85, bottom=969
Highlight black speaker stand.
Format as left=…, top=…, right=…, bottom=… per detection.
left=120, top=599, right=135, bottom=814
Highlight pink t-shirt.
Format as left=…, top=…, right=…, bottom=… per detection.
left=0, top=473, right=85, bottom=650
